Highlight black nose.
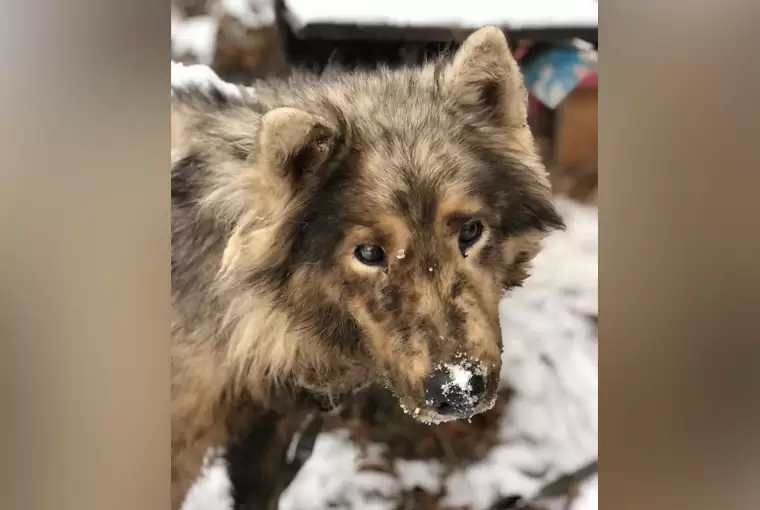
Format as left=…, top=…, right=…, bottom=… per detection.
left=425, top=367, right=487, bottom=416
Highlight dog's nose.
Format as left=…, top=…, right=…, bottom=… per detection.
left=425, top=365, right=487, bottom=416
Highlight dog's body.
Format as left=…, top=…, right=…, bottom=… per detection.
left=171, top=27, right=563, bottom=509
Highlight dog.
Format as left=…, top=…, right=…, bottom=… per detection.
left=171, top=26, right=564, bottom=509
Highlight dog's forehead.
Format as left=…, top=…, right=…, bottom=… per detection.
left=348, top=125, right=535, bottom=221
left=347, top=117, right=475, bottom=206
left=348, top=97, right=453, bottom=148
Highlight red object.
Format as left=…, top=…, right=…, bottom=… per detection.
left=527, top=93, right=548, bottom=119
left=527, top=94, right=539, bottom=118
left=579, top=71, right=598, bottom=89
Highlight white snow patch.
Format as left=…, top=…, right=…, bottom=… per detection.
left=395, top=459, right=444, bottom=493
left=447, top=364, right=473, bottom=393
left=435, top=363, right=476, bottom=409
left=171, top=61, right=254, bottom=99
left=395, top=248, right=405, bottom=260
left=181, top=196, right=598, bottom=510
left=278, top=431, right=361, bottom=510
left=498, top=196, right=598, bottom=476
left=172, top=16, right=219, bottom=66
left=443, top=453, right=539, bottom=509
left=180, top=452, right=233, bottom=510
left=283, top=0, right=598, bottom=31
left=285, top=429, right=303, bottom=463
left=572, top=474, right=598, bottom=510
left=219, top=0, right=276, bottom=28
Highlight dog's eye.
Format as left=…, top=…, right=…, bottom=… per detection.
left=355, top=244, right=386, bottom=266
left=458, top=220, right=483, bottom=253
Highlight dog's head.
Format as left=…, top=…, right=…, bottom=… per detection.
left=188, top=27, right=564, bottom=422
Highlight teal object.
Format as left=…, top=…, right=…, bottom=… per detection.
left=522, top=44, right=596, bottom=109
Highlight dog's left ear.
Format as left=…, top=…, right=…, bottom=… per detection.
left=444, top=26, right=528, bottom=129
left=258, top=107, right=338, bottom=184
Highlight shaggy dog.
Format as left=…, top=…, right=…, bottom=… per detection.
left=171, top=26, right=564, bottom=509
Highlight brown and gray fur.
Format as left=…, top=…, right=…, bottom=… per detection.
left=171, top=27, right=564, bottom=509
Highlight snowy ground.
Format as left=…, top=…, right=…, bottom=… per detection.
left=172, top=0, right=277, bottom=65
left=173, top=62, right=598, bottom=510
left=178, top=194, right=598, bottom=510
left=171, top=61, right=254, bottom=98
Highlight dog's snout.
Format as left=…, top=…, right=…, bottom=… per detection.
left=425, top=365, right=487, bottom=416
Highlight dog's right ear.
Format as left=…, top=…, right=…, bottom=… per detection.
left=444, top=26, right=528, bottom=130
left=258, top=107, right=339, bottom=183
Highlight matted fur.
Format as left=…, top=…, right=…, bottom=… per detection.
left=171, top=27, right=564, bottom=509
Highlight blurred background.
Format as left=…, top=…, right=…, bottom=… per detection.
left=171, top=1, right=598, bottom=509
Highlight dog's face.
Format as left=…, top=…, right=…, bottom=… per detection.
left=313, top=143, right=559, bottom=424
left=228, top=27, right=563, bottom=422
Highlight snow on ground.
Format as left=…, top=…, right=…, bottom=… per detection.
left=171, top=61, right=255, bottom=99
left=182, top=454, right=234, bottom=510
left=172, top=0, right=277, bottom=65
left=435, top=196, right=598, bottom=509
left=172, top=15, right=219, bottom=66
left=181, top=193, right=598, bottom=510
left=571, top=473, right=598, bottom=510
left=283, top=0, right=598, bottom=32
left=217, top=0, right=276, bottom=28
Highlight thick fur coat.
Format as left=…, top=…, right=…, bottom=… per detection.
left=171, top=27, right=564, bottom=509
